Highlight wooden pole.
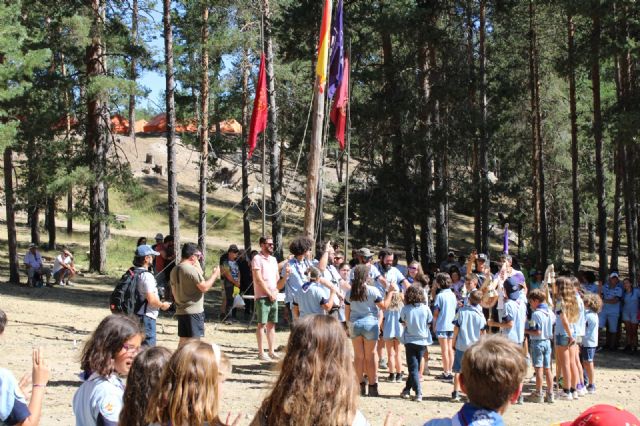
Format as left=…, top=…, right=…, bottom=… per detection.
left=304, top=81, right=325, bottom=241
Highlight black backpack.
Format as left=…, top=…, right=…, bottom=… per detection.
left=109, top=267, right=147, bottom=315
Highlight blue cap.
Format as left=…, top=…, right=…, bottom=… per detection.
left=504, top=276, right=521, bottom=301
left=136, top=244, right=160, bottom=256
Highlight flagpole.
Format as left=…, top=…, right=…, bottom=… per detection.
left=261, top=133, right=266, bottom=236
left=344, top=42, right=351, bottom=256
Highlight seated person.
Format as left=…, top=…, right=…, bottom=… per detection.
left=23, top=244, right=51, bottom=287
left=52, top=249, right=76, bottom=286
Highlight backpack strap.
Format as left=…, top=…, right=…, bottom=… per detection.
left=132, top=267, right=149, bottom=315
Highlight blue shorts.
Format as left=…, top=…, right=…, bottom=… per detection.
left=351, top=317, right=379, bottom=341
left=530, top=339, right=552, bottom=369
left=452, top=349, right=465, bottom=373
left=555, top=335, right=573, bottom=347
left=436, top=331, right=454, bottom=339
left=599, top=310, right=620, bottom=333
left=581, top=346, right=596, bottom=362
left=622, top=310, right=639, bottom=324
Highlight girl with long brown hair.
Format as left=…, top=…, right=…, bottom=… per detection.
left=118, top=346, right=171, bottom=426
left=146, top=340, right=235, bottom=426
left=554, top=276, right=580, bottom=400
left=250, top=315, right=369, bottom=426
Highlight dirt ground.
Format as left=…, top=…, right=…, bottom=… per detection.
left=0, top=278, right=639, bottom=426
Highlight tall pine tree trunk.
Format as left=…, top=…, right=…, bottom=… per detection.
left=611, top=148, right=622, bottom=272
left=466, top=0, right=481, bottom=251
left=197, top=5, right=209, bottom=263
left=46, top=197, right=56, bottom=250
left=128, top=0, right=138, bottom=141
left=591, top=7, right=608, bottom=280
left=164, top=0, right=180, bottom=254
left=479, top=0, right=489, bottom=253
left=4, top=148, right=20, bottom=284
left=264, top=0, right=282, bottom=259
left=241, top=48, right=251, bottom=251
left=87, top=0, right=108, bottom=272
left=568, top=13, right=581, bottom=273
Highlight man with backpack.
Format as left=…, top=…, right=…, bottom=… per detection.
left=110, top=245, right=171, bottom=346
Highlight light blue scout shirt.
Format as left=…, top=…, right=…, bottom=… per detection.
left=452, top=304, right=486, bottom=351
left=601, top=283, right=623, bottom=313
left=622, top=288, right=640, bottom=321
left=433, top=288, right=457, bottom=332
left=345, top=286, right=383, bottom=322
left=501, top=298, right=526, bottom=344
left=0, top=368, right=30, bottom=425
left=582, top=282, right=599, bottom=294
left=526, top=303, right=555, bottom=340
left=423, top=403, right=505, bottom=426
left=575, top=292, right=586, bottom=337
left=400, top=303, right=433, bottom=346
left=583, top=309, right=599, bottom=348
left=293, top=281, right=329, bottom=318
left=349, top=265, right=382, bottom=292
left=73, top=373, right=125, bottom=426
left=383, top=309, right=403, bottom=340
left=554, top=301, right=574, bottom=338
left=281, top=258, right=312, bottom=304
left=378, top=265, right=406, bottom=292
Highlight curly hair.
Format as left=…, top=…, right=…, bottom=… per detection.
left=405, top=284, right=426, bottom=305
left=251, top=315, right=358, bottom=426
left=555, top=276, right=579, bottom=324
left=80, top=314, right=141, bottom=377
left=435, top=272, right=452, bottom=290
left=583, top=292, right=603, bottom=313
left=119, top=346, right=172, bottom=426
left=146, top=340, right=231, bottom=426
left=289, top=236, right=314, bottom=256
left=349, top=264, right=370, bottom=302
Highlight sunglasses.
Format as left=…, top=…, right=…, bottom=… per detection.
left=408, top=266, right=418, bottom=270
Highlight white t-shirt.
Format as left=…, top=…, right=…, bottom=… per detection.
left=136, top=270, right=159, bottom=319
left=53, top=254, right=72, bottom=274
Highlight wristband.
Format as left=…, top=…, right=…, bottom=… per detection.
left=33, top=384, right=46, bottom=388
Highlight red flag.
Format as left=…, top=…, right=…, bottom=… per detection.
left=248, top=53, right=268, bottom=158
left=330, top=57, right=349, bottom=149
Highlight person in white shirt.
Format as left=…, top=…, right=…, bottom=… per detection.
left=23, top=243, right=51, bottom=287
left=52, top=249, right=77, bottom=286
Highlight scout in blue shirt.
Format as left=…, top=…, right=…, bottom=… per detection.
left=581, top=293, right=602, bottom=394
left=600, top=272, right=623, bottom=350
left=292, top=267, right=337, bottom=319
left=621, top=278, right=639, bottom=352
left=488, top=276, right=526, bottom=345
left=0, top=309, right=49, bottom=426
left=423, top=335, right=526, bottom=426
left=451, top=290, right=486, bottom=402
left=524, top=289, right=556, bottom=403
left=280, top=237, right=314, bottom=307
left=432, top=273, right=458, bottom=380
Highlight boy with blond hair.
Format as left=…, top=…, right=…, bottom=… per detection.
left=525, top=289, right=556, bottom=403
left=424, top=334, right=527, bottom=425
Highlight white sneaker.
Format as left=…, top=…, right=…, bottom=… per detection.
left=557, top=391, right=573, bottom=401
left=66, top=281, right=75, bottom=286
left=258, top=353, right=272, bottom=362
left=578, top=386, right=587, bottom=396
left=59, top=282, right=67, bottom=286
left=572, top=391, right=579, bottom=399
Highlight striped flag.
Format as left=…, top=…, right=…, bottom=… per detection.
left=315, top=0, right=332, bottom=92
left=327, top=0, right=344, bottom=100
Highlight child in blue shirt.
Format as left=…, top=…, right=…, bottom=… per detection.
left=581, top=293, right=602, bottom=394
left=292, top=267, right=337, bottom=319
left=622, top=278, right=639, bottom=353
left=600, top=272, right=623, bottom=350
left=400, top=285, right=433, bottom=402
left=0, top=309, right=49, bottom=426
left=451, top=290, right=486, bottom=402
left=488, top=276, right=527, bottom=346
left=432, top=273, right=457, bottom=381
left=383, top=292, right=404, bottom=383
left=524, top=289, right=556, bottom=403
left=423, top=335, right=527, bottom=426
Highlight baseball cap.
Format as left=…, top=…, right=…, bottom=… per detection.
left=136, top=244, right=160, bottom=257
left=228, top=244, right=240, bottom=253
left=610, top=272, right=620, bottom=279
left=154, top=233, right=164, bottom=241
left=358, top=247, right=373, bottom=258
left=504, top=276, right=521, bottom=301
left=478, top=253, right=489, bottom=262
left=28, top=243, right=36, bottom=249
left=556, top=404, right=640, bottom=426
left=448, top=251, right=455, bottom=257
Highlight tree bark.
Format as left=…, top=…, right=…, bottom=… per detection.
left=588, top=221, right=596, bottom=254
left=264, top=0, right=283, bottom=259
left=197, top=4, right=209, bottom=264
left=479, top=0, right=489, bottom=254
left=241, top=47, right=252, bottom=251
left=128, top=0, right=138, bottom=141
left=591, top=8, right=608, bottom=280
left=46, top=197, right=56, bottom=250
left=466, top=0, right=481, bottom=251
left=4, top=148, right=20, bottom=284
left=568, top=13, right=581, bottom=273
left=611, top=148, right=622, bottom=272
left=164, top=0, right=180, bottom=254
left=86, top=0, right=108, bottom=272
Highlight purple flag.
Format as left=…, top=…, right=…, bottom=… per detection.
left=503, top=224, right=509, bottom=254
left=327, top=0, right=344, bottom=100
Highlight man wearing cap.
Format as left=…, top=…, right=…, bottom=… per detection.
left=170, top=242, right=221, bottom=347
left=351, top=247, right=387, bottom=290
left=134, top=245, right=172, bottom=346
left=52, top=249, right=77, bottom=286
left=24, top=244, right=51, bottom=287
left=221, top=244, right=241, bottom=322
left=600, top=271, right=623, bottom=350
left=439, top=251, right=460, bottom=274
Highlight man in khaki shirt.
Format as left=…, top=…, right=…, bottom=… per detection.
left=170, top=242, right=220, bottom=347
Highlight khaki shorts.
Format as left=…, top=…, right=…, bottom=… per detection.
left=256, top=298, right=278, bottom=324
